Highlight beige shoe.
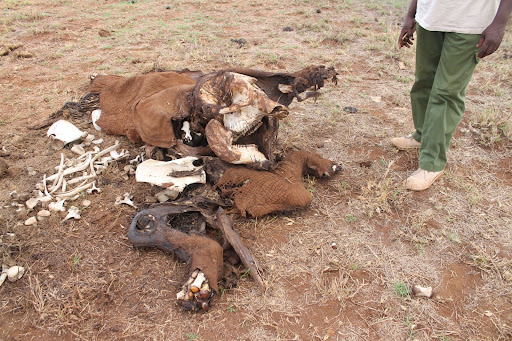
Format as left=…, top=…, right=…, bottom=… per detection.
left=404, top=168, right=444, bottom=191
left=391, top=134, right=421, bottom=149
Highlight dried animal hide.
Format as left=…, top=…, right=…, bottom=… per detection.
left=90, top=70, right=197, bottom=146
left=88, top=66, right=337, bottom=166
left=214, top=150, right=341, bottom=217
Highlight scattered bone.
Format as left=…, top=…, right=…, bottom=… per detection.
left=0, top=273, right=6, bottom=288
left=24, top=217, right=37, bottom=226
left=91, top=109, right=102, bottom=131
left=156, top=188, right=179, bottom=202
left=63, top=206, right=81, bottom=221
left=115, top=193, right=137, bottom=208
left=82, top=199, right=91, bottom=208
left=6, top=266, right=25, bottom=282
left=55, top=181, right=94, bottom=198
left=135, top=157, right=206, bottom=194
left=71, top=144, right=86, bottom=155
left=47, top=120, right=88, bottom=150
left=37, top=210, right=51, bottom=220
left=92, top=138, right=104, bottom=145
left=48, top=199, right=66, bottom=212
left=86, top=182, right=102, bottom=194
left=25, top=198, right=39, bottom=210
left=181, top=121, right=192, bottom=143
left=190, top=271, right=207, bottom=293
left=411, top=285, right=433, bottom=298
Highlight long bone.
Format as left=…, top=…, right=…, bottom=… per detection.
left=89, top=141, right=121, bottom=176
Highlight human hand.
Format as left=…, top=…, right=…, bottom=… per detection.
left=399, top=18, right=416, bottom=48
left=477, top=22, right=506, bottom=58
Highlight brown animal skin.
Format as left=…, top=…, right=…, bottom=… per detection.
left=215, top=150, right=340, bottom=217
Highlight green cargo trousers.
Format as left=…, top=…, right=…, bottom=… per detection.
left=410, top=24, right=481, bottom=172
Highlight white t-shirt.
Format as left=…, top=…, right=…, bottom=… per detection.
left=415, top=0, right=500, bottom=34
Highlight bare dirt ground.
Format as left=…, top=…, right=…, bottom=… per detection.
left=1, top=0, right=512, bottom=340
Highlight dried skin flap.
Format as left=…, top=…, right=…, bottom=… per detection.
left=135, top=157, right=206, bottom=192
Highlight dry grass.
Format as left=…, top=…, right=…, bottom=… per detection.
left=1, top=0, right=512, bottom=340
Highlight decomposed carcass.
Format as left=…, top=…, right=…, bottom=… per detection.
left=87, top=66, right=337, bottom=168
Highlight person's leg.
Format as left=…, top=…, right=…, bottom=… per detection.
left=418, top=32, right=480, bottom=172
left=410, top=25, right=444, bottom=143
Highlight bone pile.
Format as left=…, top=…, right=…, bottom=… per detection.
left=176, top=269, right=213, bottom=312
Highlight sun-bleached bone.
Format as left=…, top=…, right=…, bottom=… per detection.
left=48, top=199, right=66, bottom=212
left=412, top=285, right=433, bottom=298
left=6, top=266, right=25, bottom=282
left=155, top=188, right=180, bottom=202
left=71, top=144, right=86, bottom=155
left=181, top=121, right=192, bottom=143
left=86, top=181, right=102, bottom=194
left=135, top=157, right=206, bottom=193
left=63, top=206, right=81, bottom=221
left=115, top=193, right=137, bottom=208
left=47, top=120, right=88, bottom=150
left=91, top=109, right=102, bottom=131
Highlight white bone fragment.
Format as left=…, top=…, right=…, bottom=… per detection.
left=47, top=154, right=92, bottom=182
left=86, top=182, right=102, bottom=194
left=181, top=121, right=192, bottom=142
left=89, top=141, right=121, bottom=176
left=115, top=193, right=137, bottom=208
left=24, top=216, right=37, bottom=225
left=26, top=198, right=39, bottom=210
left=411, top=285, right=433, bottom=298
left=6, top=266, right=25, bottom=282
left=83, top=134, right=95, bottom=146
left=135, top=157, right=206, bottom=193
left=37, top=210, right=51, bottom=220
left=190, top=271, right=206, bottom=293
left=91, top=109, right=102, bottom=131
left=0, top=273, right=6, bottom=287
left=56, top=181, right=94, bottom=198
left=48, top=199, right=66, bottom=212
left=82, top=199, right=91, bottom=208
left=176, top=289, right=188, bottom=301
left=71, top=144, right=86, bottom=155
left=156, top=188, right=180, bottom=203
left=67, top=174, right=96, bottom=185
left=47, top=120, right=88, bottom=149
left=63, top=206, right=81, bottom=221
left=231, top=144, right=268, bottom=164
left=92, top=138, right=103, bottom=145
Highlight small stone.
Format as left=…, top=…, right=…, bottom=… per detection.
left=282, top=27, right=293, bottom=32
left=98, top=29, right=111, bottom=37
left=24, top=216, right=37, bottom=226
left=343, top=106, right=358, bottom=113
left=316, top=9, right=321, bottom=13
left=82, top=200, right=91, bottom=208
left=166, top=5, right=171, bottom=9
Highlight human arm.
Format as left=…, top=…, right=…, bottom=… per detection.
left=399, top=0, right=418, bottom=48
left=477, top=0, right=512, bottom=58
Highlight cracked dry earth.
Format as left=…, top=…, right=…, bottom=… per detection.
left=1, top=0, right=512, bottom=340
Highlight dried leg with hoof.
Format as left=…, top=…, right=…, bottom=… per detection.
left=176, top=269, right=215, bottom=311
